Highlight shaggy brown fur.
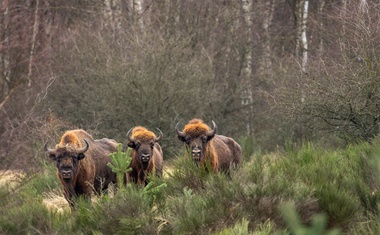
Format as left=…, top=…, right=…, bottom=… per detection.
left=127, top=126, right=164, bottom=186
left=177, top=119, right=242, bottom=174
left=45, top=129, right=118, bottom=207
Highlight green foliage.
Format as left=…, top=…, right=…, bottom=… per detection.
left=214, top=218, right=250, bottom=235
left=164, top=152, right=208, bottom=194
left=107, top=144, right=132, bottom=189
left=240, top=136, right=258, bottom=162
left=280, top=202, right=340, bottom=235
left=3, top=139, right=380, bottom=234
left=142, top=179, right=167, bottom=207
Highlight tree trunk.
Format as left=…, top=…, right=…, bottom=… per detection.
left=258, top=0, right=275, bottom=77
left=27, top=0, right=40, bottom=87
left=300, top=0, right=309, bottom=74
left=241, top=0, right=253, bottom=136
left=0, top=0, right=11, bottom=106
left=295, top=0, right=302, bottom=56
left=135, top=0, right=145, bottom=33
left=317, top=0, right=325, bottom=57
left=104, top=0, right=122, bottom=40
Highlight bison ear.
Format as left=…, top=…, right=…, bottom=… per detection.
left=177, top=135, right=186, bottom=143
left=127, top=141, right=136, bottom=149
left=49, top=154, right=57, bottom=161
left=206, top=135, right=215, bottom=141
left=77, top=153, right=86, bottom=160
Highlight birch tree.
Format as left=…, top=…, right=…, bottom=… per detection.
left=300, top=0, right=309, bottom=74
left=27, top=0, right=40, bottom=87
left=258, top=0, right=275, bottom=77
left=134, top=0, right=145, bottom=32
left=241, top=0, right=253, bottom=135
left=317, top=0, right=325, bottom=57
left=104, top=0, right=123, bottom=41
left=0, top=0, right=11, bottom=109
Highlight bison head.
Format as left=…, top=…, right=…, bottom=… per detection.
left=44, top=139, right=89, bottom=181
left=176, top=119, right=216, bottom=163
left=127, top=127, right=162, bottom=164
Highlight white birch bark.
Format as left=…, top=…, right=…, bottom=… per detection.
left=1, top=0, right=11, bottom=100
left=359, top=0, right=368, bottom=14
left=301, top=0, right=309, bottom=74
left=127, top=0, right=134, bottom=20
left=0, top=0, right=14, bottom=110
left=295, top=0, right=302, bottom=56
left=317, top=0, right=325, bottom=57
left=340, top=0, right=347, bottom=41
left=258, top=0, right=275, bottom=76
left=241, top=0, right=252, bottom=82
left=104, top=0, right=122, bottom=39
left=135, top=0, right=145, bottom=33
left=27, top=0, right=40, bottom=87
left=241, top=0, right=253, bottom=135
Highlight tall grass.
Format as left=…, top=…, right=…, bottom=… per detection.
left=1, top=139, right=380, bottom=234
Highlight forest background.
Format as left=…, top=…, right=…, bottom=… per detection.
left=1, top=0, right=379, bottom=172
left=2, top=0, right=380, bottom=234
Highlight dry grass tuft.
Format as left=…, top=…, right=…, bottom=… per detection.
left=42, top=191, right=70, bottom=213
left=0, top=170, right=25, bottom=188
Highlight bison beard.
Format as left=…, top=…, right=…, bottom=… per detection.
left=126, top=126, right=164, bottom=186
left=45, top=129, right=118, bottom=207
left=176, top=118, right=242, bottom=175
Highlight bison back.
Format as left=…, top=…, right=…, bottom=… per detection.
left=219, top=135, right=242, bottom=167
left=90, top=138, right=119, bottom=192
left=212, top=135, right=242, bottom=171
left=153, top=143, right=164, bottom=177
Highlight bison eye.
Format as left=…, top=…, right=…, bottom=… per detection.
left=150, top=142, right=155, bottom=148
left=185, top=137, right=190, bottom=145
left=201, top=136, right=208, bottom=143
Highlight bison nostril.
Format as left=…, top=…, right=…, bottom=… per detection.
left=141, top=153, right=150, bottom=162
left=61, top=170, right=72, bottom=179
left=192, top=149, right=201, bottom=155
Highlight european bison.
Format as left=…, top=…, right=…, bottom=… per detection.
left=126, top=126, right=164, bottom=185
left=44, top=129, right=118, bottom=207
left=176, top=119, right=242, bottom=174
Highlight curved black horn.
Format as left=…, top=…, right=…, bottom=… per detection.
left=126, top=127, right=135, bottom=142
left=206, top=120, right=217, bottom=137
left=155, top=128, right=163, bottom=142
left=77, top=139, right=89, bottom=154
left=175, top=122, right=186, bottom=138
left=44, top=141, right=57, bottom=156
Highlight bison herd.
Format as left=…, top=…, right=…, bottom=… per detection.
left=45, top=118, right=242, bottom=207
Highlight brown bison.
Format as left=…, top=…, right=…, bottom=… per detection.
left=126, top=126, right=164, bottom=185
left=44, top=129, right=118, bottom=207
left=176, top=119, right=242, bottom=174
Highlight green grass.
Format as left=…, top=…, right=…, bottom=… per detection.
left=1, top=139, right=380, bottom=234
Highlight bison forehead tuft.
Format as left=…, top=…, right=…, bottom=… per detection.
left=132, top=126, right=156, bottom=142
left=54, top=146, right=77, bottom=155
left=60, top=132, right=81, bottom=147
left=183, top=121, right=211, bottom=137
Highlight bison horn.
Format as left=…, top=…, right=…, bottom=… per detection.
left=206, top=120, right=217, bottom=137
left=126, top=127, right=135, bottom=143
left=175, top=122, right=186, bottom=138
left=44, top=141, right=57, bottom=156
left=155, top=128, right=163, bottom=142
left=77, top=139, right=89, bottom=154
